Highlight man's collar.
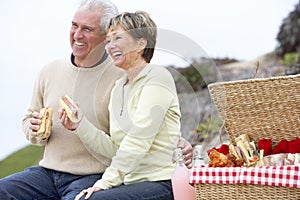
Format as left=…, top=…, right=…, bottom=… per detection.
left=70, top=51, right=108, bottom=67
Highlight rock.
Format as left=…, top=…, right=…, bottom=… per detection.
left=276, top=2, right=300, bottom=56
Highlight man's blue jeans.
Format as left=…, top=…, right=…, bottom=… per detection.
left=0, top=166, right=102, bottom=200
left=0, top=166, right=174, bottom=200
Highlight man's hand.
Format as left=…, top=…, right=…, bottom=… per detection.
left=29, top=111, right=43, bottom=137
left=177, top=137, right=193, bottom=168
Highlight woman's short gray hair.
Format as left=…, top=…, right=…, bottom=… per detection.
left=79, top=0, right=119, bottom=34
left=106, top=11, right=157, bottom=63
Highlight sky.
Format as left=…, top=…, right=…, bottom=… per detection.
left=0, top=0, right=298, bottom=161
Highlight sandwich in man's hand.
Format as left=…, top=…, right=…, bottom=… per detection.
left=37, top=107, right=53, bottom=141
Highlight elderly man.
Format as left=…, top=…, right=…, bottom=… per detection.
left=0, top=0, right=193, bottom=199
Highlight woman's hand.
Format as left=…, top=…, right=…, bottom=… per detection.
left=75, top=187, right=101, bottom=200
left=58, top=107, right=80, bottom=131
left=177, top=137, right=193, bottom=168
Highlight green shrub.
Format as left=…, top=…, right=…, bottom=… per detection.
left=197, top=118, right=222, bottom=133
left=282, top=52, right=299, bottom=66
left=192, top=118, right=223, bottom=143
left=0, top=145, right=44, bottom=178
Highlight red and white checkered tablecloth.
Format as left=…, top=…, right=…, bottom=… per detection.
left=190, top=165, right=300, bottom=188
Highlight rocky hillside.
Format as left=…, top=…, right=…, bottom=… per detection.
left=175, top=51, right=289, bottom=152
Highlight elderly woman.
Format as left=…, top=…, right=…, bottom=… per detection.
left=69, top=11, right=181, bottom=200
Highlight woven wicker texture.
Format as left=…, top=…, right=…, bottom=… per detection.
left=193, top=74, right=300, bottom=200
left=195, top=183, right=300, bottom=200
left=208, top=74, right=300, bottom=144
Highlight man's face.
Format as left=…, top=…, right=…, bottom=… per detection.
left=70, top=8, right=105, bottom=65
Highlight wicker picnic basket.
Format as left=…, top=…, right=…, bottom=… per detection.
left=195, top=74, right=300, bottom=200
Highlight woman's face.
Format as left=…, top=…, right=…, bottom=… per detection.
left=105, top=25, right=143, bottom=70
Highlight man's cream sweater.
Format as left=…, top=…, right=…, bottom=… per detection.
left=22, top=56, right=123, bottom=175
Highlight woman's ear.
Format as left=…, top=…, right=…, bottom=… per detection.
left=137, top=38, right=147, bottom=53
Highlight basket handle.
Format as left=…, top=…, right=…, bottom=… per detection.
left=218, top=120, right=226, bottom=144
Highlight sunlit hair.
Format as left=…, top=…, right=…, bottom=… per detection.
left=79, top=0, right=119, bottom=34
left=106, top=11, right=157, bottom=63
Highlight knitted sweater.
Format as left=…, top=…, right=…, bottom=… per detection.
left=76, top=64, right=181, bottom=189
left=22, top=56, right=124, bottom=175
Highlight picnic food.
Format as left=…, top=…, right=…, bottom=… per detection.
left=37, top=107, right=53, bottom=140
left=208, top=144, right=229, bottom=155
left=208, top=133, right=300, bottom=167
left=258, top=138, right=272, bottom=156
left=263, top=153, right=300, bottom=166
left=234, top=134, right=258, bottom=166
left=208, top=134, right=257, bottom=167
left=208, top=148, right=244, bottom=167
left=59, top=95, right=82, bottom=123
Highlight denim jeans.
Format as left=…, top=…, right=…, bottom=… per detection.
left=0, top=166, right=102, bottom=200
left=81, top=180, right=174, bottom=200
left=0, top=166, right=174, bottom=200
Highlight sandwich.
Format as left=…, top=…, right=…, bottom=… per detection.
left=59, top=95, right=82, bottom=123
left=37, top=107, right=53, bottom=140
left=234, top=134, right=259, bottom=166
